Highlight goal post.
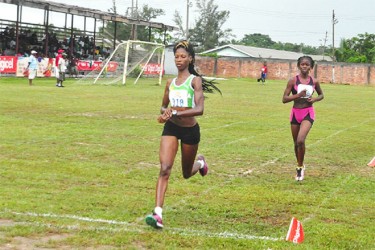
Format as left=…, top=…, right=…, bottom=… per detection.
left=134, top=44, right=165, bottom=85
left=77, top=40, right=165, bottom=86
left=122, top=40, right=131, bottom=85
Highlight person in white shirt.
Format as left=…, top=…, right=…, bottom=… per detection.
left=26, top=50, right=38, bottom=86
left=57, top=53, right=67, bottom=87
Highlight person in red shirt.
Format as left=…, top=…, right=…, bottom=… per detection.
left=55, top=49, right=63, bottom=86
left=257, top=61, right=268, bottom=84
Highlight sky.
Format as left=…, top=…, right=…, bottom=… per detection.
left=1, top=0, right=374, bottom=47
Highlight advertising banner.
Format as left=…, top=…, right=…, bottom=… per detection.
left=0, top=56, right=118, bottom=76
left=16, top=57, right=55, bottom=77
left=0, top=56, right=18, bottom=73
left=140, top=63, right=163, bottom=75
left=77, top=60, right=118, bottom=72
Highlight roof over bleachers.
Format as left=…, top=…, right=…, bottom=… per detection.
left=0, top=0, right=177, bottom=31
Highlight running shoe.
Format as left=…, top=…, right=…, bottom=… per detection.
left=145, top=213, right=163, bottom=229
left=198, top=155, right=208, bottom=176
left=295, top=166, right=305, bottom=181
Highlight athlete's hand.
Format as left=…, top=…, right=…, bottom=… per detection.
left=307, top=97, right=315, bottom=103
left=157, top=114, right=167, bottom=123
left=298, top=89, right=307, bottom=98
left=157, top=109, right=172, bottom=123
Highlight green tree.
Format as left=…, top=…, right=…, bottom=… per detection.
left=108, top=0, right=117, bottom=14
left=234, top=34, right=321, bottom=55
left=172, top=10, right=186, bottom=40
left=240, top=33, right=275, bottom=48
left=282, top=42, right=302, bottom=53
left=135, top=5, right=166, bottom=43
left=189, top=0, right=233, bottom=51
left=100, top=3, right=166, bottom=45
left=335, top=33, right=375, bottom=63
left=301, top=45, right=320, bottom=55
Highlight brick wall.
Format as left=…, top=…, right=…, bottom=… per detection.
left=195, top=56, right=375, bottom=86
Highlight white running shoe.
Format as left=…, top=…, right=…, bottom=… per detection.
left=197, top=155, right=208, bottom=176
left=145, top=213, right=163, bottom=229
left=295, top=166, right=305, bottom=181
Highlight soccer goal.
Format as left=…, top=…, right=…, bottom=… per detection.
left=77, top=40, right=165, bottom=85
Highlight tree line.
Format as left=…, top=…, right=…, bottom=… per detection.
left=106, top=0, right=374, bottom=64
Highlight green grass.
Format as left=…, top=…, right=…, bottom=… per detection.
left=0, top=76, right=374, bottom=249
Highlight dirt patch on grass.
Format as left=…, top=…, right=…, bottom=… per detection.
left=0, top=219, right=113, bottom=249
left=0, top=219, right=15, bottom=227
left=0, top=234, right=71, bottom=250
left=0, top=220, right=71, bottom=250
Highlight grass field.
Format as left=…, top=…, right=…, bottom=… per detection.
left=0, top=76, right=374, bottom=249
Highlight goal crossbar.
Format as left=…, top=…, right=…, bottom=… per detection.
left=92, top=40, right=165, bottom=85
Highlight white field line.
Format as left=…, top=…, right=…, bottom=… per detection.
left=201, top=121, right=250, bottom=132
left=245, top=118, right=374, bottom=170
left=206, top=126, right=286, bottom=146
left=203, top=77, right=228, bottom=81
left=260, top=154, right=290, bottom=167
left=302, top=174, right=353, bottom=223
left=223, top=136, right=255, bottom=145
left=3, top=211, right=282, bottom=242
left=266, top=119, right=373, bottom=224
left=307, top=119, right=373, bottom=148
left=3, top=123, right=370, bottom=244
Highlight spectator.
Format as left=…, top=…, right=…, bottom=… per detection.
left=68, top=55, right=79, bottom=78
left=56, top=53, right=67, bottom=87
left=55, top=49, right=64, bottom=86
left=26, top=50, right=38, bottom=86
left=257, top=61, right=268, bottom=84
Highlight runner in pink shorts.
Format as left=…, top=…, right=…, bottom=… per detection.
left=282, top=56, right=324, bottom=181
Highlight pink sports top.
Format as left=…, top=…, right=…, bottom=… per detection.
left=291, top=75, right=315, bottom=95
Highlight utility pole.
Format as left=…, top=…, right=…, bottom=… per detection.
left=130, top=0, right=138, bottom=40
left=134, top=0, right=138, bottom=40
left=186, top=0, right=192, bottom=40
left=112, top=0, right=117, bottom=14
left=332, top=9, right=338, bottom=83
left=332, top=10, right=338, bottom=61
left=320, top=31, right=328, bottom=60
left=130, top=0, right=134, bottom=39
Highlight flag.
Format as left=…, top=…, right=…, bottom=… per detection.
left=367, top=157, right=375, bottom=167
left=286, top=217, right=304, bottom=244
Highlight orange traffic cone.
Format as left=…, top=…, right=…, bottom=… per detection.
left=367, top=157, right=375, bottom=167
left=286, top=217, right=304, bottom=244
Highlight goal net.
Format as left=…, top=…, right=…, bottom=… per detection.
left=76, top=40, right=165, bottom=85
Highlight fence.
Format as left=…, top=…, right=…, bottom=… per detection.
left=195, top=56, right=375, bottom=86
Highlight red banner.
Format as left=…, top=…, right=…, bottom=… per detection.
left=0, top=56, right=118, bottom=75
left=0, top=56, right=18, bottom=73
left=77, top=60, right=118, bottom=72
left=141, top=63, right=163, bottom=75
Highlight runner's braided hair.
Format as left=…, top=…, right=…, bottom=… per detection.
left=173, top=40, right=221, bottom=94
left=297, top=56, right=315, bottom=69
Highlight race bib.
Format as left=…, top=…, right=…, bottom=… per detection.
left=297, top=84, right=314, bottom=98
left=169, top=89, right=188, bottom=107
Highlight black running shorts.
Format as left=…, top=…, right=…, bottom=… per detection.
left=290, top=113, right=314, bottom=125
left=162, top=121, right=200, bottom=145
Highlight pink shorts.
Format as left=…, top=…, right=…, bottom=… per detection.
left=290, top=107, right=315, bottom=124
